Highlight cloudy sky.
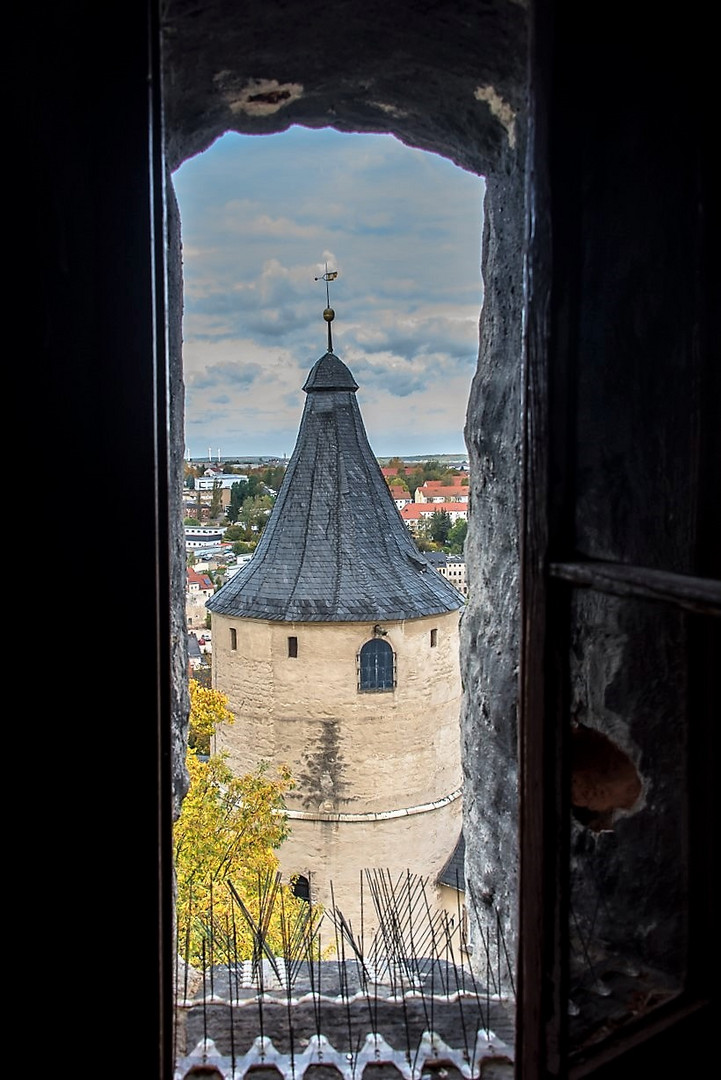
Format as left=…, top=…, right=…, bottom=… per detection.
left=172, top=126, right=486, bottom=461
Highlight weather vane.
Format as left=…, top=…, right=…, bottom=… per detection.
left=315, top=263, right=338, bottom=352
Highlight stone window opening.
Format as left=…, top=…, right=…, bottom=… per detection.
left=291, top=873, right=311, bottom=902
left=288, top=635, right=298, bottom=658
left=430, top=628, right=438, bottom=647
left=167, top=28, right=516, bottom=1074
left=357, top=637, right=396, bottom=692
left=229, top=627, right=237, bottom=651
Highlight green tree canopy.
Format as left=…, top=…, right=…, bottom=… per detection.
left=446, top=518, right=468, bottom=554
left=209, top=480, right=224, bottom=520
left=223, top=524, right=246, bottom=542
left=429, top=510, right=452, bottom=544
left=232, top=540, right=257, bottom=554
left=227, top=475, right=270, bottom=524
left=385, top=456, right=406, bottom=473
left=239, top=494, right=274, bottom=534
left=261, top=464, right=287, bottom=492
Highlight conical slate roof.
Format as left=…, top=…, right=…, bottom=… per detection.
left=207, top=349, right=466, bottom=623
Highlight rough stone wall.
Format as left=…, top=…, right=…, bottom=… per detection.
left=168, top=179, right=192, bottom=821
left=212, top=613, right=462, bottom=813
left=461, top=147, right=526, bottom=994
left=162, top=1, right=527, bottom=176
left=567, top=591, right=688, bottom=985
left=210, top=610, right=464, bottom=930
left=277, top=799, right=464, bottom=933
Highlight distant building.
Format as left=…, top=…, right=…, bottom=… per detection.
left=424, top=551, right=469, bottom=597
left=186, top=632, right=203, bottom=672
left=388, top=484, right=413, bottom=509
left=184, top=526, right=224, bottom=551
left=195, top=472, right=248, bottom=490
left=415, top=478, right=469, bottom=503
left=186, top=566, right=214, bottom=628
left=223, top=553, right=254, bottom=580
left=400, top=501, right=469, bottom=530
left=183, top=501, right=213, bottom=521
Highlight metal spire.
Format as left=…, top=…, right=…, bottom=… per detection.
left=315, top=263, right=338, bottom=353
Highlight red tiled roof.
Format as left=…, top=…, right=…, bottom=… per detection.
left=187, top=567, right=214, bottom=589
left=417, top=486, right=469, bottom=501
left=400, top=502, right=468, bottom=519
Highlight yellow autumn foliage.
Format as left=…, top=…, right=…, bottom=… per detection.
left=187, top=679, right=234, bottom=754
left=175, top=680, right=320, bottom=969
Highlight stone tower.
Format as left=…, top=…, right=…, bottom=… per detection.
left=207, top=304, right=466, bottom=930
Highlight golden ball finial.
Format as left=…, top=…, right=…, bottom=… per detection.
left=323, top=306, right=335, bottom=322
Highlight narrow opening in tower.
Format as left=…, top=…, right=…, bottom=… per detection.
left=171, top=125, right=502, bottom=1073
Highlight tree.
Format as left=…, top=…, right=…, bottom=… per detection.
left=261, top=464, right=287, bottom=493
left=227, top=481, right=248, bottom=523
left=239, top=494, right=274, bottom=534
left=175, top=681, right=319, bottom=969
left=245, top=474, right=264, bottom=499
left=231, top=540, right=257, bottom=554
left=386, top=456, right=406, bottom=473
left=187, top=678, right=233, bottom=755
left=429, top=510, right=452, bottom=544
left=209, top=480, right=224, bottom=519
left=414, top=533, right=435, bottom=552
left=446, top=518, right=468, bottom=554
left=422, top=459, right=444, bottom=481
left=223, top=524, right=246, bottom=542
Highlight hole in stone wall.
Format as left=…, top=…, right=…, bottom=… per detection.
left=570, top=720, right=643, bottom=832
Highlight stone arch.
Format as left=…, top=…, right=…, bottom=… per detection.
left=163, top=0, right=530, bottom=990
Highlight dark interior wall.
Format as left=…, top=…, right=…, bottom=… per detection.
left=29, top=0, right=174, bottom=1067
left=549, top=0, right=717, bottom=975
left=163, top=0, right=527, bottom=175
left=521, top=1, right=718, bottom=1070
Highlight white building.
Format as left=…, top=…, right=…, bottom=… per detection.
left=195, top=472, right=248, bottom=490
left=184, top=526, right=224, bottom=551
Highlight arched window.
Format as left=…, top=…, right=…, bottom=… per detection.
left=358, top=638, right=395, bottom=692
left=292, top=874, right=310, bottom=902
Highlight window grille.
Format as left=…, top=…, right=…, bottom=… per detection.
left=358, top=638, right=395, bottom=691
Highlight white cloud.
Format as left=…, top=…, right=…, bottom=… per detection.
left=173, top=127, right=485, bottom=458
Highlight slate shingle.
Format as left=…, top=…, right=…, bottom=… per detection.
left=207, top=350, right=466, bottom=623
left=437, top=832, right=465, bottom=890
